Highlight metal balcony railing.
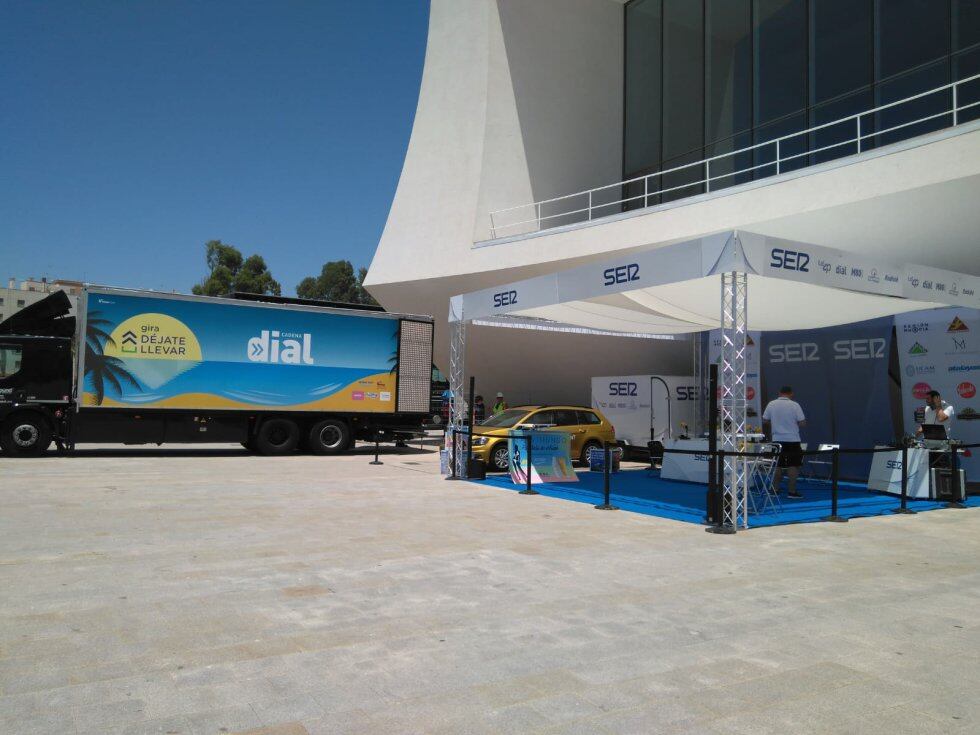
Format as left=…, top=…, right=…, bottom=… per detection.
left=488, top=72, right=980, bottom=240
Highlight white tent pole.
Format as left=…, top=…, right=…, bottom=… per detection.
left=720, top=272, right=749, bottom=531
left=448, top=297, right=468, bottom=478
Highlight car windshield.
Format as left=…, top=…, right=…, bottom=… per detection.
left=480, top=408, right=531, bottom=428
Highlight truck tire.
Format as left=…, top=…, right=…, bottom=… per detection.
left=1, top=413, right=53, bottom=457
left=255, top=418, right=300, bottom=455
left=308, top=418, right=350, bottom=455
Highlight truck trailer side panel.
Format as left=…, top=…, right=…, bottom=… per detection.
left=78, top=288, right=415, bottom=413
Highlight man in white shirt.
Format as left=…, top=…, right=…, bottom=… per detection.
left=917, top=390, right=955, bottom=437
left=762, top=386, right=807, bottom=498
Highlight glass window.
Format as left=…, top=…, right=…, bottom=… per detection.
left=0, top=344, right=23, bottom=378
left=705, top=0, right=752, bottom=189
left=875, top=0, right=951, bottom=145
left=480, top=408, right=528, bottom=429
left=661, top=0, right=704, bottom=201
left=17, top=300, right=25, bottom=307
left=551, top=410, right=581, bottom=426
left=624, top=0, right=662, bottom=176
left=954, top=0, right=980, bottom=123
left=809, top=0, right=873, bottom=163
left=577, top=410, right=603, bottom=425
left=810, top=0, right=872, bottom=104
left=753, top=0, right=807, bottom=175
left=528, top=410, right=555, bottom=426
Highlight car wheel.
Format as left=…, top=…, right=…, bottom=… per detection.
left=490, top=443, right=510, bottom=472
left=1, top=413, right=52, bottom=457
left=255, top=418, right=300, bottom=456
left=308, top=419, right=351, bottom=455
left=579, top=440, right=601, bottom=467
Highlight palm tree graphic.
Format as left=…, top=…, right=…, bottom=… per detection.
left=85, top=311, right=141, bottom=405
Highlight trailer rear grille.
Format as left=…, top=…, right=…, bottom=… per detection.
left=397, top=320, right=433, bottom=413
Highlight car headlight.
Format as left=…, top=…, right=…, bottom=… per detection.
left=472, top=436, right=489, bottom=446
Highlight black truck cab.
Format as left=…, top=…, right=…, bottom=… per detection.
left=0, top=292, right=75, bottom=455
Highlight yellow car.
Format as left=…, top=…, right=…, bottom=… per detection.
left=471, top=405, right=616, bottom=472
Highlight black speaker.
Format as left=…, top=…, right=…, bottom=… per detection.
left=705, top=487, right=723, bottom=525
left=932, top=468, right=966, bottom=502
left=467, top=458, right=487, bottom=480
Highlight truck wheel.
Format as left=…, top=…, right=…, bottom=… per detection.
left=1, top=413, right=52, bottom=457
left=308, top=419, right=350, bottom=454
left=255, top=418, right=300, bottom=455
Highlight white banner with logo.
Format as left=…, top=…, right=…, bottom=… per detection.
left=708, top=330, right=763, bottom=430
left=895, top=307, right=980, bottom=479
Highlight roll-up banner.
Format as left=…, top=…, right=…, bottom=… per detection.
left=708, top=330, right=762, bottom=428
left=895, top=307, right=980, bottom=481
left=761, top=317, right=894, bottom=479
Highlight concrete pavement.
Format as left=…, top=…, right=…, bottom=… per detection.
left=1, top=444, right=978, bottom=734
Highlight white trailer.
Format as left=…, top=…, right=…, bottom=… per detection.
left=591, top=375, right=697, bottom=455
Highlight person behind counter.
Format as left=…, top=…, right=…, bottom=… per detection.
left=762, top=385, right=807, bottom=499
left=916, top=389, right=955, bottom=437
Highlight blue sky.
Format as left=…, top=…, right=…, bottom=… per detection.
left=0, top=1, right=429, bottom=294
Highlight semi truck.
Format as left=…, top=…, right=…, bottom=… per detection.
left=0, top=286, right=434, bottom=456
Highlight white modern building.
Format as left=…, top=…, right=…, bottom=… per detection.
left=0, top=277, right=82, bottom=324
left=366, top=0, right=980, bottom=405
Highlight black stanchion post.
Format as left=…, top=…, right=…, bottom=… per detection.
left=822, top=447, right=846, bottom=522
left=893, top=442, right=916, bottom=514
left=369, top=432, right=384, bottom=466
left=595, top=442, right=619, bottom=510
left=706, top=448, right=735, bottom=534
left=947, top=443, right=966, bottom=509
left=465, top=376, right=475, bottom=472
left=705, top=364, right=720, bottom=529
left=519, top=432, right=538, bottom=495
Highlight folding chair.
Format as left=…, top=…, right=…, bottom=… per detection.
left=804, top=444, right=838, bottom=483
left=748, top=442, right=782, bottom=515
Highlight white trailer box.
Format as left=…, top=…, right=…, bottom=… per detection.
left=591, top=375, right=697, bottom=453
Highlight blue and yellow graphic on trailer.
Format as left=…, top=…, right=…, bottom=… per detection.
left=80, top=290, right=399, bottom=412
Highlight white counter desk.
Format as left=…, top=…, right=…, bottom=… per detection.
left=659, top=439, right=712, bottom=483
left=866, top=446, right=932, bottom=499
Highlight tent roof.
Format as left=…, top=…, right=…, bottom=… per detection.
left=453, top=231, right=978, bottom=333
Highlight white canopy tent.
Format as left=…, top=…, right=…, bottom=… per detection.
left=448, top=230, right=979, bottom=531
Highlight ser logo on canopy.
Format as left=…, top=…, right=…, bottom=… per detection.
left=769, top=248, right=810, bottom=273
left=492, top=290, right=518, bottom=308
left=603, top=263, right=639, bottom=286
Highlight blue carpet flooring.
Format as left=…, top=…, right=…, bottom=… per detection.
left=472, top=468, right=979, bottom=528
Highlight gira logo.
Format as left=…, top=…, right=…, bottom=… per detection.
left=121, top=330, right=138, bottom=353
left=908, top=342, right=928, bottom=355
left=948, top=316, right=969, bottom=332
left=247, top=330, right=313, bottom=365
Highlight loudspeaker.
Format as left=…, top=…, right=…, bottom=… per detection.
left=467, top=458, right=487, bottom=480
left=706, top=487, right=723, bottom=525
left=932, top=468, right=966, bottom=502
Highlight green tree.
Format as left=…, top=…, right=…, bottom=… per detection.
left=192, top=240, right=281, bottom=297
left=296, top=260, right=378, bottom=306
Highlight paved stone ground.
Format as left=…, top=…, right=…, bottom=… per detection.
left=1, top=443, right=978, bottom=735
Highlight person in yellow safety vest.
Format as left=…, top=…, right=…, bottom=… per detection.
left=492, top=392, right=508, bottom=416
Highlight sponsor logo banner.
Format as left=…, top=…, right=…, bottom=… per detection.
left=762, top=317, right=894, bottom=479
left=895, top=307, right=980, bottom=478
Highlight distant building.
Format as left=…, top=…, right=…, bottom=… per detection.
left=0, top=277, right=81, bottom=323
